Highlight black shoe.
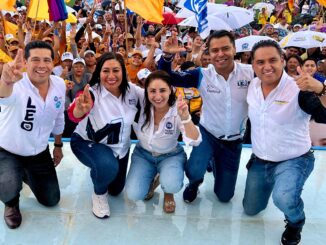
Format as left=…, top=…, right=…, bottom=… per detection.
left=281, top=220, right=302, bottom=245
left=183, top=179, right=203, bottom=203
left=4, top=204, right=22, bottom=229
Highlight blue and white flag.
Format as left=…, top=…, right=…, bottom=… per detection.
left=182, top=0, right=209, bottom=39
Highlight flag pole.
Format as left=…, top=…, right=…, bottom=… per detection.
left=124, top=3, right=129, bottom=54
left=32, top=0, right=41, bottom=40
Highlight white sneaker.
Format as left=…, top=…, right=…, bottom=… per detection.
left=92, top=192, right=110, bottom=219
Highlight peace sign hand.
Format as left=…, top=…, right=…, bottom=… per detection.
left=1, top=49, right=24, bottom=85
left=177, top=91, right=190, bottom=120
left=73, top=85, right=93, bottom=118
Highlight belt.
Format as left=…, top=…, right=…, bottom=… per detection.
left=217, top=134, right=241, bottom=140
left=253, top=155, right=278, bottom=164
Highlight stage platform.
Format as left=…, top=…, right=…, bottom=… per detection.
left=1, top=144, right=325, bottom=245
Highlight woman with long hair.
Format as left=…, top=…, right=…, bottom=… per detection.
left=125, top=71, right=201, bottom=213
left=68, top=52, right=143, bottom=219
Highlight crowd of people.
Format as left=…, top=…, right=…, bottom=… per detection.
left=1, top=0, right=326, bottom=245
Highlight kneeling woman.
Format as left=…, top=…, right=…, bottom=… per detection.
left=125, top=71, right=202, bottom=213
left=68, top=53, right=143, bottom=219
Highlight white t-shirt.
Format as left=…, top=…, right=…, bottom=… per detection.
left=247, top=72, right=311, bottom=162
left=0, top=73, right=65, bottom=156
left=73, top=82, right=144, bottom=159
left=133, top=104, right=202, bottom=154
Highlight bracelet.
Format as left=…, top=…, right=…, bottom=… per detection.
left=54, top=143, right=63, bottom=148
left=317, top=83, right=326, bottom=97
left=181, top=115, right=192, bottom=124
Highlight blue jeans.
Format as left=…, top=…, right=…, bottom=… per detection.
left=185, top=125, right=242, bottom=202
left=243, top=151, right=314, bottom=227
left=70, top=133, right=129, bottom=196
left=0, top=147, right=60, bottom=207
left=125, top=144, right=186, bottom=201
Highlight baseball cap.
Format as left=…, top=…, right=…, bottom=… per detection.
left=94, top=24, right=103, bottom=30
left=72, top=57, right=86, bottom=66
left=131, top=50, right=143, bottom=58
left=21, top=6, right=27, bottom=11
left=126, top=33, right=134, bottom=40
left=137, top=68, right=151, bottom=80
left=145, top=31, right=156, bottom=37
left=61, top=52, right=73, bottom=61
left=293, top=24, right=302, bottom=28
left=8, top=37, right=19, bottom=44
left=84, top=50, right=96, bottom=56
left=8, top=46, right=19, bottom=52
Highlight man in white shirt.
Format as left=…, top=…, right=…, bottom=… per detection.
left=0, top=41, right=65, bottom=229
left=159, top=30, right=254, bottom=203
left=243, top=40, right=326, bottom=245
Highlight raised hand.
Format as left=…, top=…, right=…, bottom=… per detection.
left=295, top=66, right=323, bottom=93
left=1, top=49, right=24, bottom=85
left=163, top=36, right=185, bottom=54
left=177, top=91, right=190, bottom=121
left=73, top=85, right=93, bottom=118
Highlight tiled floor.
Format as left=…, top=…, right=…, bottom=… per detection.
left=1, top=144, right=325, bottom=245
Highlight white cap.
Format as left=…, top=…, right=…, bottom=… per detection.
left=137, top=68, right=151, bottom=80
left=17, top=7, right=22, bottom=12
left=94, top=24, right=102, bottom=30
left=73, top=57, right=86, bottom=66
left=84, top=50, right=96, bottom=56
left=21, top=6, right=27, bottom=11
left=61, top=52, right=73, bottom=61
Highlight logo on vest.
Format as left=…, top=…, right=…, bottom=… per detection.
left=206, top=84, right=221, bottom=93
left=164, top=121, right=174, bottom=135
left=237, top=80, right=250, bottom=88
left=21, top=97, right=36, bottom=131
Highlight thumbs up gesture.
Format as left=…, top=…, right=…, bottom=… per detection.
left=295, top=66, right=324, bottom=93
left=177, top=91, right=190, bottom=121
left=1, top=49, right=24, bottom=85
left=73, top=85, right=93, bottom=118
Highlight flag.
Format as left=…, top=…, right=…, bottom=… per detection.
left=3, top=20, right=18, bottom=36
left=0, top=0, right=16, bottom=12
left=125, top=0, right=164, bottom=24
left=27, top=0, right=50, bottom=20
left=288, top=0, right=294, bottom=11
left=317, top=0, right=326, bottom=7
left=182, top=0, right=209, bottom=39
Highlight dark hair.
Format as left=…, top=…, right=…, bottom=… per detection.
left=180, top=61, right=196, bottom=71
left=252, top=40, right=282, bottom=60
left=89, top=52, right=129, bottom=100
left=302, top=58, right=317, bottom=66
left=286, top=54, right=303, bottom=66
left=24, top=41, right=54, bottom=60
left=285, top=54, right=303, bottom=74
left=207, top=30, right=235, bottom=50
left=141, top=70, right=176, bottom=131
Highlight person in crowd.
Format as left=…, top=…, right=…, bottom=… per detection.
left=52, top=52, right=74, bottom=77
left=63, top=57, right=92, bottom=137
left=257, top=7, right=268, bottom=26
left=243, top=39, right=326, bottom=245
left=285, top=54, right=303, bottom=78
left=68, top=52, right=143, bottom=219
left=125, top=71, right=201, bottom=213
left=159, top=30, right=254, bottom=203
left=0, top=41, right=65, bottom=229
left=301, top=58, right=325, bottom=83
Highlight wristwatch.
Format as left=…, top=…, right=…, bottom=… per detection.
left=317, top=81, right=326, bottom=97
left=54, top=143, right=63, bottom=148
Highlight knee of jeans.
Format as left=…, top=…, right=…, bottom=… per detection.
left=108, top=184, right=124, bottom=196
left=38, top=191, right=60, bottom=207
left=161, top=180, right=183, bottom=194
left=215, top=191, right=233, bottom=203
left=272, top=191, right=296, bottom=212
left=242, top=199, right=265, bottom=216
left=185, top=160, right=206, bottom=180
left=125, top=187, right=146, bottom=201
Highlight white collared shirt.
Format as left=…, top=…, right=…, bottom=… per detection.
left=247, top=71, right=311, bottom=162
left=74, top=83, right=144, bottom=159
left=0, top=73, right=65, bottom=156
left=133, top=104, right=202, bottom=154
left=199, top=62, right=254, bottom=140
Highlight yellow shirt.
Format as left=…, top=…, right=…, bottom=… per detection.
left=176, top=87, right=202, bottom=113
left=258, top=13, right=268, bottom=25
